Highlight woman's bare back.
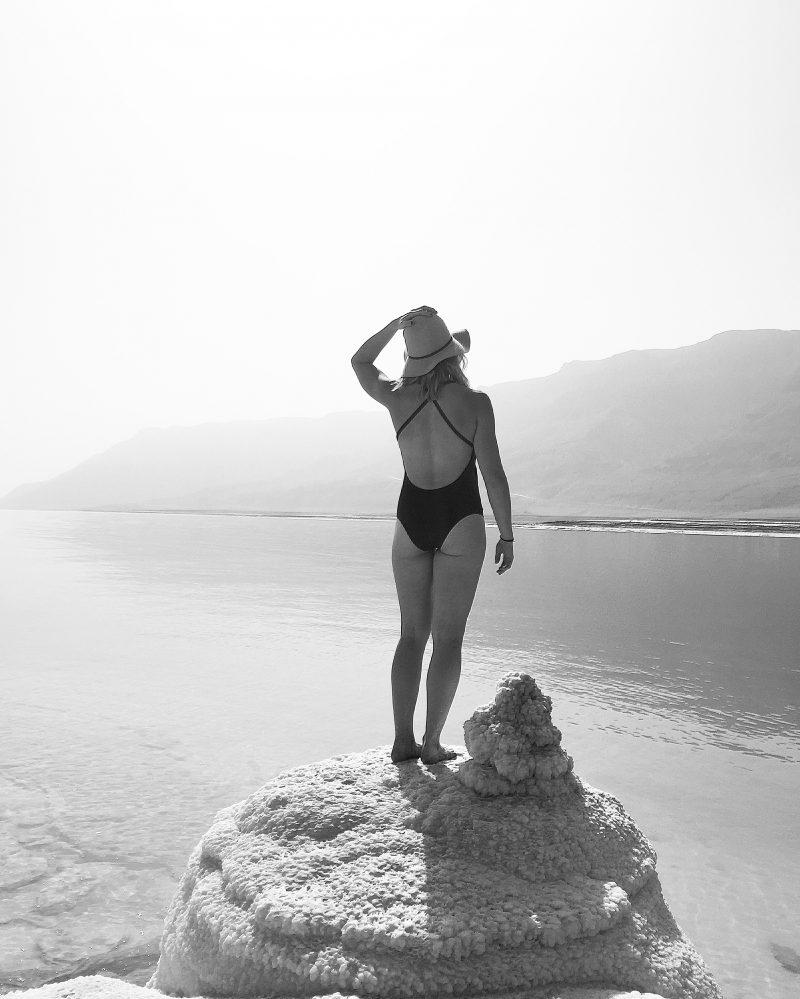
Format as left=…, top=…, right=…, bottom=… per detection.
left=389, top=383, right=482, bottom=488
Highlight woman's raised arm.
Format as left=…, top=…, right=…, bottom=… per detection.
left=350, top=317, right=401, bottom=404
left=350, top=307, right=436, bottom=404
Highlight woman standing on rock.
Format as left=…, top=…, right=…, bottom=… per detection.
left=352, top=306, right=514, bottom=765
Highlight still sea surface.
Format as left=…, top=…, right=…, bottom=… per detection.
left=1, top=509, right=798, bottom=998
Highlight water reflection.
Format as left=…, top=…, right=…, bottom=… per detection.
left=464, top=528, right=800, bottom=763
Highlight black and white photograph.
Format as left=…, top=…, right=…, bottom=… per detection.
left=1, top=3, right=798, bottom=999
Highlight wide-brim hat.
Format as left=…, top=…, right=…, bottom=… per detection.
left=401, top=315, right=471, bottom=378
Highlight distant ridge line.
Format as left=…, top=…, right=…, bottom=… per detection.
left=3, top=329, right=800, bottom=518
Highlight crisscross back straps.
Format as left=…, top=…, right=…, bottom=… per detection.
left=395, top=396, right=475, bottom=448
left=432, top=400, right=474, bottom=448
left=395, top=398, right=430, bottom=439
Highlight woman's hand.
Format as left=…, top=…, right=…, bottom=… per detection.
left=398, top=305, right=437, bottom=329
left=495, top=539, right=514, bottom=575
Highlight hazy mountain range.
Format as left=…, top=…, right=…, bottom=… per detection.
left=4, top=329, right=800, bottom=519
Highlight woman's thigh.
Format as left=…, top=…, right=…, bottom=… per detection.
left=432, top=515, right=486, bottom=640
left=392, top=519, right=434, bottom=636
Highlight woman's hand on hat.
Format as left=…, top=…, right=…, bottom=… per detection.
left=398, top=305, right=437, bottom=328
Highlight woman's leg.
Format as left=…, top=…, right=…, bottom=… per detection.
left=390, top=520, right=434, bottom=762
left=423, top=514, right=486, bottom=764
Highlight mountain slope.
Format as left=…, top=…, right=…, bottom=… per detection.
left=4, top=329, right=800, bottom=518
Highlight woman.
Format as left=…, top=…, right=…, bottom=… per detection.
left=351, top=305, right=514, bottom=765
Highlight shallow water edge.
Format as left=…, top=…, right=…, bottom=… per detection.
left=22, top=505, right=800, bottom=538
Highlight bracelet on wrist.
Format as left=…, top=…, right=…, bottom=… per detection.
left=500, top=535, right=514, bottom=543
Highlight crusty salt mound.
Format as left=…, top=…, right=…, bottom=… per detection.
left=148, top=672, right=722, bottom=999
left=459, top=671, right=574, bottom=793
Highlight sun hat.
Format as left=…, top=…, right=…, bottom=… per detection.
left=400, top=313, right=471, bottom=378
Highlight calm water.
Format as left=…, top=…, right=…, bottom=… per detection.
left=1, top=510, right=798, bottom=998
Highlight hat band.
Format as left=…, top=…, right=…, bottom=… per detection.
left=406, top=337, right=455, bottom=361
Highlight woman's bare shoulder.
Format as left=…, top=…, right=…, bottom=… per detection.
left=455, top=385, right=492, bottom=412
left=443, top=383, right=488, bottom=400
left=438, top=383, right=479, bottom=407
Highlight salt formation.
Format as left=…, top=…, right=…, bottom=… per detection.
left=459, top=671, right=574, bottom=793
left=149, top=672, right=722, bottom=999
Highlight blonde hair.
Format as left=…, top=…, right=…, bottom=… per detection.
left=391, top=353, right=470, bottom=400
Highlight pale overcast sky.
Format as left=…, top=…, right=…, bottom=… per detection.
left=2, top=0, right=799, bottom=496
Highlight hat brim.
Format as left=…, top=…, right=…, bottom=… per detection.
left=401, top=331, right=469, bottom=379
left=453, top=329, right=470, bottom=353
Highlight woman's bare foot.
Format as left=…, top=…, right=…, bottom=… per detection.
left=420, top=741, right=458, bottom=765
left=391, top=739, right=422, bottom=763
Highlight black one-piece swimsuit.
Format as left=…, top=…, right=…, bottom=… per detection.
left=395, top=397, right=484, bottom=552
